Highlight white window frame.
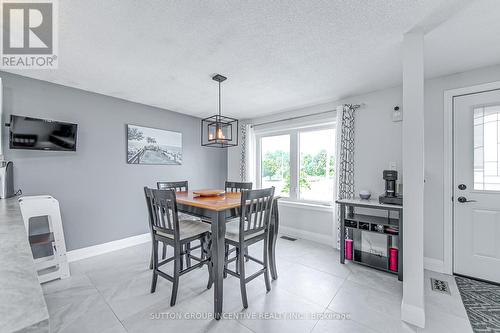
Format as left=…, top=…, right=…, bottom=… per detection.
left=255, top=120, right=336, bottom=206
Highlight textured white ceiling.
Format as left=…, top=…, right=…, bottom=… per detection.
left=425, top=0, right=500, bottom=78
left=4, top=0, right=500, bottom=118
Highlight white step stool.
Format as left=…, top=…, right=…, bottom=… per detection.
left=19, top=195, right=70, bottom=283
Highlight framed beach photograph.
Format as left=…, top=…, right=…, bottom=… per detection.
left=127, top=124, right=182, bottom=165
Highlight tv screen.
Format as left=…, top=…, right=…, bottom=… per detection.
left=9, top=115, right=78, bottom=151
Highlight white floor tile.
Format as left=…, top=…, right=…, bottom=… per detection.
left=44, top=278, right=125, bottom=333
left=271, top=262, right=345, bottom=308
left=419, top=306, right=472, bottom=333
left=346, top=261, right=403, bottom=296
left=294, top=249, right=353, bottom=279
left=312, top=310, right=379, bottom=333
left=424, top=270, right=469, bottom=319
left=328, top=280, right=411, bottom=333
left=235, top=287, right=326, bottom=333
left=42, top=236, right=474, bottom=333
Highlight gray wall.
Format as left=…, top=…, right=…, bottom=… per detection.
left=0, top=72, right=227, bottom=251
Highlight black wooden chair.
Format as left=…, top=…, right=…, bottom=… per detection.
left=144, top=187, right=212, bottom=306
left=157, top=181, right=200, bottom=221
left=154, top=181, right=204, bottom=269
left=157, top=181, right=189, bottom=192
left=223, top=181, right=253, bottom=274
left=224, top=187, right=275, bottom=308
left=224, top=181, right=252, bottom=193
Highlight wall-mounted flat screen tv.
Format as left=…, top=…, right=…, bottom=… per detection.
left=9, top=115, right=78, bottom=151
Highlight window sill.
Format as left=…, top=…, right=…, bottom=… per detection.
left=278, top=199, right=334, bottom=212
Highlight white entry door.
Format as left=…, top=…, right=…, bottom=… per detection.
left=454, top=89, right=500, bottom=283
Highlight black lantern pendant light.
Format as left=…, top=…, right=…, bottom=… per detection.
left=201, top=74, right=238, bottom=148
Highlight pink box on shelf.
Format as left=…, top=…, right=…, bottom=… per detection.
left=389, top=247, right=398, bottom=272
left=345, top=239, right=353, bottom=260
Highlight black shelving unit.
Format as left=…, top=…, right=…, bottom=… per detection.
left=337, top=198, right=403, bottom=281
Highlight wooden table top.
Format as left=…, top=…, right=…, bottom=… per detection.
left=176, top=190, right=241, bottom=211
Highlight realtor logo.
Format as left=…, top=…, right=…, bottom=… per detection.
left=1, top=0, right=58, bottom=68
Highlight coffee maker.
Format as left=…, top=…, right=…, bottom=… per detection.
left=379, top=170, right=403, bottom=205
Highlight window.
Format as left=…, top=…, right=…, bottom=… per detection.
left=474, top=105, right=500, bottom=190
left=299, top=129, right=335, bottom=201
left=256, top=124, right=336, bottom=204
left=260, top=134, right=290, bottom=197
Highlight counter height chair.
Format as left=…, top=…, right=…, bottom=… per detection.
left=155, top=181, right=202, bottom=269
left=224, top=187, right=275, bottom=308
left=157, top=181, right=200, bottom=221
left=157, top=181, right=188, bottom=192
left=224, top=181, right=252, bottom=193
left=144, top=187, right=212, bottom=306
left=224, top=181, right=253, bottom=275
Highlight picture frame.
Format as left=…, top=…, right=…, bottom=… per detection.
left=126, top=124, right=182, bottom=165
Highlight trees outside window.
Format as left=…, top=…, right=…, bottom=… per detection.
left=258, top=127, right=335, bottom=203
left=260, top=135, right=290, bottom=197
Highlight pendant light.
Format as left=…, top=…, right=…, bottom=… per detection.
left=201, top=74, right=238, bottom=148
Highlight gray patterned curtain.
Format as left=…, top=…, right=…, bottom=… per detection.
left=240, top=124, right=247, bottom=181
left=336, top=104, right=356, bottom=248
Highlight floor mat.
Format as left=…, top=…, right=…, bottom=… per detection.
left=455, top=275, right=500, bottom=333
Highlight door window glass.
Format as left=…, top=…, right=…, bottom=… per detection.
left=474, top=105, right=500, bottom=190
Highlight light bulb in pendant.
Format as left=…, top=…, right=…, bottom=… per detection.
left=216, top=127, right=225, bottom=140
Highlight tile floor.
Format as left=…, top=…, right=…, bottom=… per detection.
left=42, top=237, right=473, bottom=333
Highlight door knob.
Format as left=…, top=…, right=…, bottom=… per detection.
left=458, top=184, right=467, bottom=190
left=457, top=196, right=477, bottom=203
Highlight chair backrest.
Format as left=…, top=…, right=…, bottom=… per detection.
left=144, top=187, right=180, bottom=239
left=144, top=187, right=155, bottom=231
left=225, top=181, right=252, bottom=193
left=157, top=181, right=188, bottom=192
left=239, top=187, right=275, bottom=239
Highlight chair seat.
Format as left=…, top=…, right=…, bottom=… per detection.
left=178, top=212, right=201, bottom=222
left=157, top=219, right=211, bottom=240
left=225, top=219, right=264, bottom=242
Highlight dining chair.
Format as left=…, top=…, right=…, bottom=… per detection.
left=223, top=187, right=275, bottom=308
left=224, top=181, right=252, bottom=193
left=144, top=187, right=212, bottom=306
left=155, top=181, right=203, bottom=269
left=223, top=181, right=253, bottom=275
left=157, top=181, right=188, bottom=192
left=157, top=181, right=201, bottom=224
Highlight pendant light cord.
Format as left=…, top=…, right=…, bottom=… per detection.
left=218, top=81, right=221, bottom=116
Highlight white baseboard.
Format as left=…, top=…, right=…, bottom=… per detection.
left=279, top=226, right=335, bottom=246
left=67, top=233, right=150, bottom=262
left=401, top=301, right=425, bottom=328
left=67, top=226, right=335, bottom=263
left=424, top=257, right=445, bottom=274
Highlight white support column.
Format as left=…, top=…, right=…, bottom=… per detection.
left=401, top=31, right=425, bottom=328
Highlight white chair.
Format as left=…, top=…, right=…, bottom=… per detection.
left=19, top=195, right=70, bottom=283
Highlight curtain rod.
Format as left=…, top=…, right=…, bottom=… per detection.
left=250, top=104, right=362, bottom=128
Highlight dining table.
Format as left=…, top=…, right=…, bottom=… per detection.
left=175, top=190, right=280, bottom=320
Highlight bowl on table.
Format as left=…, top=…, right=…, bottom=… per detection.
left=193, top=189, right=226, bottom=197
left=359, top=190, right=371, bottom=200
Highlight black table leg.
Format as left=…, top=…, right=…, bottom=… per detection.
left=269, top=199, right=279, bottom=280
left=210, top=210, right=225, bottom=320
left=340, top=204, right=346, bottom=264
